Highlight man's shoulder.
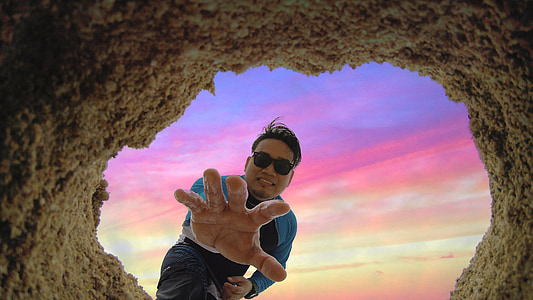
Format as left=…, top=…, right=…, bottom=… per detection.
left=276, top=207, right=296, bottom=223
left=219, top=174, right=244, bottom=180
left=220, top=174, right=245, bottom=179
left=192, top=174, right=242, bottom=186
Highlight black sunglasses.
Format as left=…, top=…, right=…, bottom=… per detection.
left=252, top=151, right=294, bottom=175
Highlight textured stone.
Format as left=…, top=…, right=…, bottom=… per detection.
left=0, top=0, right=531, bottom=299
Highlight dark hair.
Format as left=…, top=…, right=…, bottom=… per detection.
left=251, top=117, right=302, bottom=168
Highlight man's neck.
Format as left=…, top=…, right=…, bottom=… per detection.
left=246, top=194, right=264, bottom=209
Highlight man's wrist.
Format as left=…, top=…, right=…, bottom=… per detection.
left=244, top=279, right=258, bottom=299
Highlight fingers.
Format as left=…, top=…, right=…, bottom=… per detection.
left=251, top=200, right=290, bottom=226
left=203, top=169, right=226, bottom=213
left=249, top=250, right=287, bottom=282
left=174, top=189, right=206, bottom=213
left=226, top=176, right=248, bottom=213
left=226, top=276, right=247, bottom=284
left=223, top=277, right=251, bottom=300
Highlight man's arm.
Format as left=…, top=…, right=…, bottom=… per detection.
left=248, top=210, right=297, bottom=295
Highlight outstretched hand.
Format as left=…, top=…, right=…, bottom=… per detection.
left=174, top=169, right=291, bottom=282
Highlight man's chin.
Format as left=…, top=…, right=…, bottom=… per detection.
left=249, top=189, right=273, bottom=201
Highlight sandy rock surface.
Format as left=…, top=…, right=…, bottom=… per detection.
left=1, top=1, right=531, bottom=299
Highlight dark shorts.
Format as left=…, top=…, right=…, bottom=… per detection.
left=156, top=244, right=218, bottom=300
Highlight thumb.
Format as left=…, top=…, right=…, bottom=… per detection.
left=251, top=200, right=290, bottom=227
left=250, top=251, right=287, bottom=282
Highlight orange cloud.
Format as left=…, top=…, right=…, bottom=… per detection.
left=289, top=261, right=382, bottom=274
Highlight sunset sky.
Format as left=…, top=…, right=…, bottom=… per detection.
left=97, top=62, right=492, bottom=299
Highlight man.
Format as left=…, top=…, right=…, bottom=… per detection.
left=156, top=119, right=302, bottom=300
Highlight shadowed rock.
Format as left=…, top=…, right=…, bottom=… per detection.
left=1, top=1, right=531, bottom=299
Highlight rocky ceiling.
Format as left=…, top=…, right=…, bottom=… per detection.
left=1, top=0, right=531, bottom=299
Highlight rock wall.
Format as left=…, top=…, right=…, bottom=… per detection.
left=1, top=0, right=531, bottom=299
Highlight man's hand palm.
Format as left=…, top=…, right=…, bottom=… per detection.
left=174, top=169, right=290, bottom=282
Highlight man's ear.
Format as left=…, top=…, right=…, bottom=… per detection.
left=286, top=170, right=294, bottom=187
left=244, top=156, right=252, bottom=172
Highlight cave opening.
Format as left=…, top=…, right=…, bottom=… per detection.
left=98, top=63, right=491, bottom=299
left=2, top=2, right=530, bottom=299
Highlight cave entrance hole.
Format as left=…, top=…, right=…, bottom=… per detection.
left=98, top=63, right=491, bottom=299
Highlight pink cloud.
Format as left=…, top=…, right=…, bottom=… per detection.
left=441, top=252, right=455, bottom=259
left=291, top=166, right=491, bottom=241
left=286, top=133, right=485, bottom=207
left=289, top=261, right=382, bottom=274
left=398, top=251, right=458, bottom=262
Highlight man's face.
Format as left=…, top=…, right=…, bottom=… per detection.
left=244, top=138, right=295, bottom=201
